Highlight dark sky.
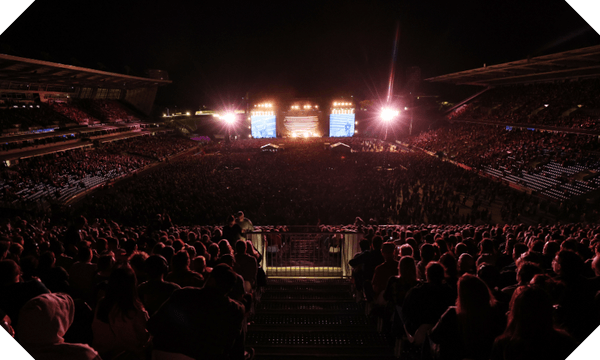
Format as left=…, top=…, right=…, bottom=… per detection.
left=1, top=0, right=599, bottom=109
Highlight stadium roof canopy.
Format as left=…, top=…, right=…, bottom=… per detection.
left=0, top=54, right=171, bottom=90
left=426, top=45, right=600, bottom=86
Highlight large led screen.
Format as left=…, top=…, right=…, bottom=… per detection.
left=283, top=116, right=319, bottom=135
left=251, top=115, right=276, bottom=138
left=329, top=113, right=355, bottom=137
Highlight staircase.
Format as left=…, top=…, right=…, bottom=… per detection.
left=248, top=278, right=395, bottom=360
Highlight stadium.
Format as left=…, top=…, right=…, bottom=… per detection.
left=1, top=2, right=600, bottom=360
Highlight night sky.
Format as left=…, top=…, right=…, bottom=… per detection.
left=0, top=0, right=598, bottom=109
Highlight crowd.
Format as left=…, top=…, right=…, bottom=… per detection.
left=0, top=213, right=599, bottom=360
left=78, top=138, right=591, bottom=227
left=455, top=79, right=600, bottom=130
left=95, top=101, right=140, bottom=123
left=45, top=100, right=143, bottom=126
left=0, top=146, right=151, bottom=204
left=349, top=222, right=600, bottom=360
left=0, top=213, right=260, bottom=360
left=77, top=100, right=141, bottom=124
left=51, top=102, right=98, bottom=125
left=0, top=133, right=78, bottom=152
left=408, top=123, right=600, bottom=170
left=105, top=135, right=197, bottom=160
left=213, top=137, right=397, bottom=153
left=407, top=122, right=600, bottom=203
left=0, top=135, right=197, bottom=205
left=0, top=104, right=67, bottom=132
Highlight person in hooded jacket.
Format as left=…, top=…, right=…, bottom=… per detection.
left=17, top=293, right=101, bottom=360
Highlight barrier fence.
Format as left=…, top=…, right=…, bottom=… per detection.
left=248, top=231, right=363, bottom=278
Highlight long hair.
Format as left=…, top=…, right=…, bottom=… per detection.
left=456, top=274, right=497, bottom=350
left=218, top=239, right=233, bottom=257
left=398, top=256, right=417, bottom=285
left=96, top=265, right=144, bottom=323
left=503, top=285, right=556, bottom=340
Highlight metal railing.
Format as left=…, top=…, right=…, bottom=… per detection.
left=248, top=231, right=363, bottom=278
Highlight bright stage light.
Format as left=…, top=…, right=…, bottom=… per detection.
left=223, top=113, right=236, bottom=124
left=380, top=108, right=400, bottom=122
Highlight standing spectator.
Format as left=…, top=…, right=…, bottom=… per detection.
left=234, top=240, right=258, bottom=293
left=372, top=242, right=400, bottom=303
left=552, top=250, right=599, bottom=342
left=138, top=255, right=180, bottom=316
left=69, top=246, right=98, bottom=302
left=430, top=274, right=505, bottom=360
left=349, top=235, right=385, bottom=292
left=223, top=215, right=243, bottom=246
left=147, top=264, right=247, bottom=360
left=491, top=285, right=577, bottom=360
left=402, top=262, right=455, bottom=337
left=236, top=211, right=254, bottom=238
left=92, top=265, right=149, bottom=359
left=165, top=251, right=204, bottom=288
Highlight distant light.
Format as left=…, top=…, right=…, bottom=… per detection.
left=404, top=107, right=408, bottom=110
left=292, top=133, right=298, bottom=138
left=249, top=134, right=252, bottom=138
left=380, top=108, right=400, bottom=122
left=544, top=104, right=549, bottom=107
left=578, top=104, right=583, bottom=108
left=163, top=114, right=166, bottom=117
left=223, top=113, right=236, bottom=124
left=354, top=130, right=358, bottom=133
left=186, top=112, right=190, bottom=116
left=355, top=121, right=358, bottom=125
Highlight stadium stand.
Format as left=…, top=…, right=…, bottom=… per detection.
left=0, top=135, right=197, bottom=207
left=451, top=79, right=600, bottom=129
left=2, top=48, right=600, bottom=360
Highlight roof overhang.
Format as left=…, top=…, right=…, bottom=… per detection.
left=0, top=54, right=171, bottom=90
left=426, top=45, right=600, bottom=86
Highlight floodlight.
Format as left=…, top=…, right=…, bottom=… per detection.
left=223, top=113, right=236, bottom=124
left=380, top=108, right=400, bottom=122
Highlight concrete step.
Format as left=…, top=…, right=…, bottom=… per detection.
left=248, top=330, right=392, bottom=356
left=249, top=314, right=369, bottom=331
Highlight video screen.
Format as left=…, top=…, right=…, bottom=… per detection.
left=283, top=116, right=319, bottom=135
left=251, top=115, right=277, bottom=138
left=329, top=113, right=355, bottom=137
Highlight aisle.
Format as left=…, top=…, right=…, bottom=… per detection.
left=247, top=278, right=395, bottom=360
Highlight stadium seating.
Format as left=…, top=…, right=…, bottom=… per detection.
left=454, top=78, right=600, bottom=129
